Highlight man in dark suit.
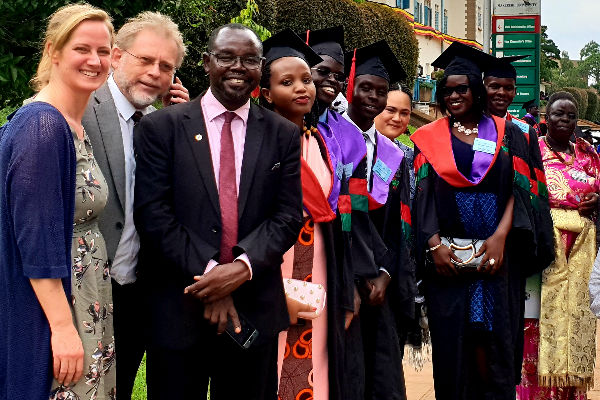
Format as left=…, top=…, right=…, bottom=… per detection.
left=133, top=23, right=303, bottom=399
left=83, top=12, right=189, bottom=400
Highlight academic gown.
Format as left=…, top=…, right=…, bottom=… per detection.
left=411, top=115, right=554, bottom=400
left=304, top=117, right=366, bottom=400
left=344, top=124, right=414, bottom=400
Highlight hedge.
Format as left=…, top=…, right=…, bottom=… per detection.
left=585, top=89, right=599, bottom=122
left=255, top=0, right=419, bottom=88
left=563, top=87, right=588, bottom=119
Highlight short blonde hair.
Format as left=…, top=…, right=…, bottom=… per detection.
left=115, top=11, right=187, bottom=67
left=32, top=3, right=114, bottom=91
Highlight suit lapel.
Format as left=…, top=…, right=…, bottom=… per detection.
left=183, top=97, right=220, bottom=215
left=238, top=104, right=265, bottom=219
left=93, top=84, right=127, bottom=211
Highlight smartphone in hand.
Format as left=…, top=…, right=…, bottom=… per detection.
left=225, top=312, right=259, bottom=350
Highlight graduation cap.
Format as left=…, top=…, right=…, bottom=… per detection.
left=522, top=99, right=538, bottom=110
left=432, top=41, right=496, bottom=78
left=299, top=26, right=345, bottom=66
left=484, top=55, right=529, bottom=80
left=344, top=40, right=406, bottom=103
left=263, top=28, right=323, bottom=67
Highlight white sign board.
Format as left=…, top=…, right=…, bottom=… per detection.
left=493, top=0, right=541, bottom=16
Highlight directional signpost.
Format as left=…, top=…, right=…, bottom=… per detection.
left=492, top=1, right=541, bottom=118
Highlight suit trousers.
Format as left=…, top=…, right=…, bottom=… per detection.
left=111, top=278, right=147, bottom=400
left=146, top=333, right=279, bottom=400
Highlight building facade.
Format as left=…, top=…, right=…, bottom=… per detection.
left=371, top=0, right=488, bottom=78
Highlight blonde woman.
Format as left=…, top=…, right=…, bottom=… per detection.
left=0, top=4, right=115, bottom=399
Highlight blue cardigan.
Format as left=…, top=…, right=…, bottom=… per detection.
left=0, top=102, right=76, bottom=399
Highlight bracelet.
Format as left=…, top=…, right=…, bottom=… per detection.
left=427, top=243, right=442, bottom=253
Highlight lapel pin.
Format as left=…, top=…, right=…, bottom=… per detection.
left=194, top=134, right=203, bottom=142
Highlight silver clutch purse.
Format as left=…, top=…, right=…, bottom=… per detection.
left=440, top=238, right=484, bottom=269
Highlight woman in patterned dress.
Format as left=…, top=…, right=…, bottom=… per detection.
left=260, top=29, right=352, bottom=400
left=0, top=5, right=114, bottom=400
left=517, top=92, right=599, bottom=400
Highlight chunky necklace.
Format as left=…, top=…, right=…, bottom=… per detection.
left=453, top=121, right=478, bottom=136
left=543, top=136, right=574, bottom=166
left=303, top=125, right=319, bottom=138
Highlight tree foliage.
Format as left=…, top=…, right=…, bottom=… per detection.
left=584, top=88, right=599, bottom=122
left=579, top=41, right=600, bottom=89
left=0, top=0, right=162, bottom=108
left=540, top=25, right=560, bottom=83
left=231, top=0, right=271, bottom=41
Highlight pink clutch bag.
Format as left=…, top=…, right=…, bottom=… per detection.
left=283, top=278, right=327, bottom=315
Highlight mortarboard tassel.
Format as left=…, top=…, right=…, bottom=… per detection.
left=346, top=49, right=357, bottom=104
left=305, top=29, right=310, bottom=45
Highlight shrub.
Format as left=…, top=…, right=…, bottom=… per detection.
left=585, top=89, right=599, bottom=122
left=563, top=87, right=588, bottom=118
left=255, top=0, right=419, bottom=87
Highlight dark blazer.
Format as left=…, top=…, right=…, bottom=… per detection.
left=133, top=96, right=303, bottom=349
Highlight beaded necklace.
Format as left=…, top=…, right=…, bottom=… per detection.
left=544, top=136, right=574, bottom=166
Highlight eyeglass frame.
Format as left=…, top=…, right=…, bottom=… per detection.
left=310, top=66, right=346, bottom=83
left=441, top=84, right=470, bottom=98
left=122, top=49, right=177, bottom=74
left=207, top=52, right=265, bottom=70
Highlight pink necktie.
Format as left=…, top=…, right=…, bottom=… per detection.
left=218, top=111, right=238, bottom=264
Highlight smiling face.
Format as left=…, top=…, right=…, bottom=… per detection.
left=261, top=56, right=316, bottom=123
left=311, top=55, right=344, bottom=107
left=547, top=98, right=578, bottom=144
left=443, top=75, right=474, bottom=120
left=52, top=20, right=112, bottom=94
left=484, top=76, right=516, bottom=117
left=203, top=27, right=262, bottom=110
left=112, top=29, right=178, bottom=108
left=374, top=90, right=411, bottom=140
left=348, top=74, right=389, bottom=131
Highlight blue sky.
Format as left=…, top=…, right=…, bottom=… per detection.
left=542, top=0, right=600, bottom=60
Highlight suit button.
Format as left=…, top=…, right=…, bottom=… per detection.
left=116, top=222, right=123, bottom=230
left=211, top=227, right=219, bottom=233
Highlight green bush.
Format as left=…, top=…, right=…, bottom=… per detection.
left=585, top=89, right=599, bottom=122
left=0, top=105, right=18, bottom=125
left=563, top=87, right=588, bottom=118
left=0, top=0, right=165, bottom=108
left=255, top=0, right=419, bottom=87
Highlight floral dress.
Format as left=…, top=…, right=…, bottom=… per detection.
left=517, top=137, right=600, bottom=400
left=50, top=130, right=116, bottom=400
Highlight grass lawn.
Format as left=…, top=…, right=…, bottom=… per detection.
left=131, top=355, right=210, bottom=400
left=131, top=354, right=147, bottom=400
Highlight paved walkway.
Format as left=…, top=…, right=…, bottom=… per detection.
left=404, top=321, right=600, bottom=400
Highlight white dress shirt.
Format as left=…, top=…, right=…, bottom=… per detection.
left=106, top=75, right=148, bottom=285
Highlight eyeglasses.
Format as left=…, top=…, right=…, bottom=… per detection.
left=123, top=49, right=176, bottom=74
left=311, top=67, right=345, bottom=83
left=208, top=52, right=264, bottom=70
left=441, top=84, right=470, bottom=98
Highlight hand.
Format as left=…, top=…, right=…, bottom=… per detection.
left=430, top=245, right=461, bottom=276
left=366, top=271, right=391, bottom=306
left=161, top=76, right=190, bottom=107
left=344, top=285, right=362, bottom=330
left=184, top=261, right=250, bottom=302
left=203, top=295, right=240, bottom=334
left=51, top=323, right=84, bottom=387
left=578, top=193, right=598, bottom=217
left=474, top=233, right=507, bottom=275
left=285, top=296, right=317, bottom=325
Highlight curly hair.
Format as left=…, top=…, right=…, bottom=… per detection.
left=435, top=74, right=488, bottom=118
left=546, top=91, right=578, bottom=118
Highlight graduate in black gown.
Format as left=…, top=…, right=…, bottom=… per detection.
left=410, top=43, right=554, bottom=400
left=342, top=40, right=414, bottom=400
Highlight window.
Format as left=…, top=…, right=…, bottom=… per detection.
left=477, top=6, right=482, bottom=29
left=435, top=5, right=440, bottom=30
left=414, top=1, right=419, bottom=23
left=443, top=9, right=448, bottom=33
left=403, top=0, right=410, bottom=9
left=424, top=0, right=432, bottom=26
